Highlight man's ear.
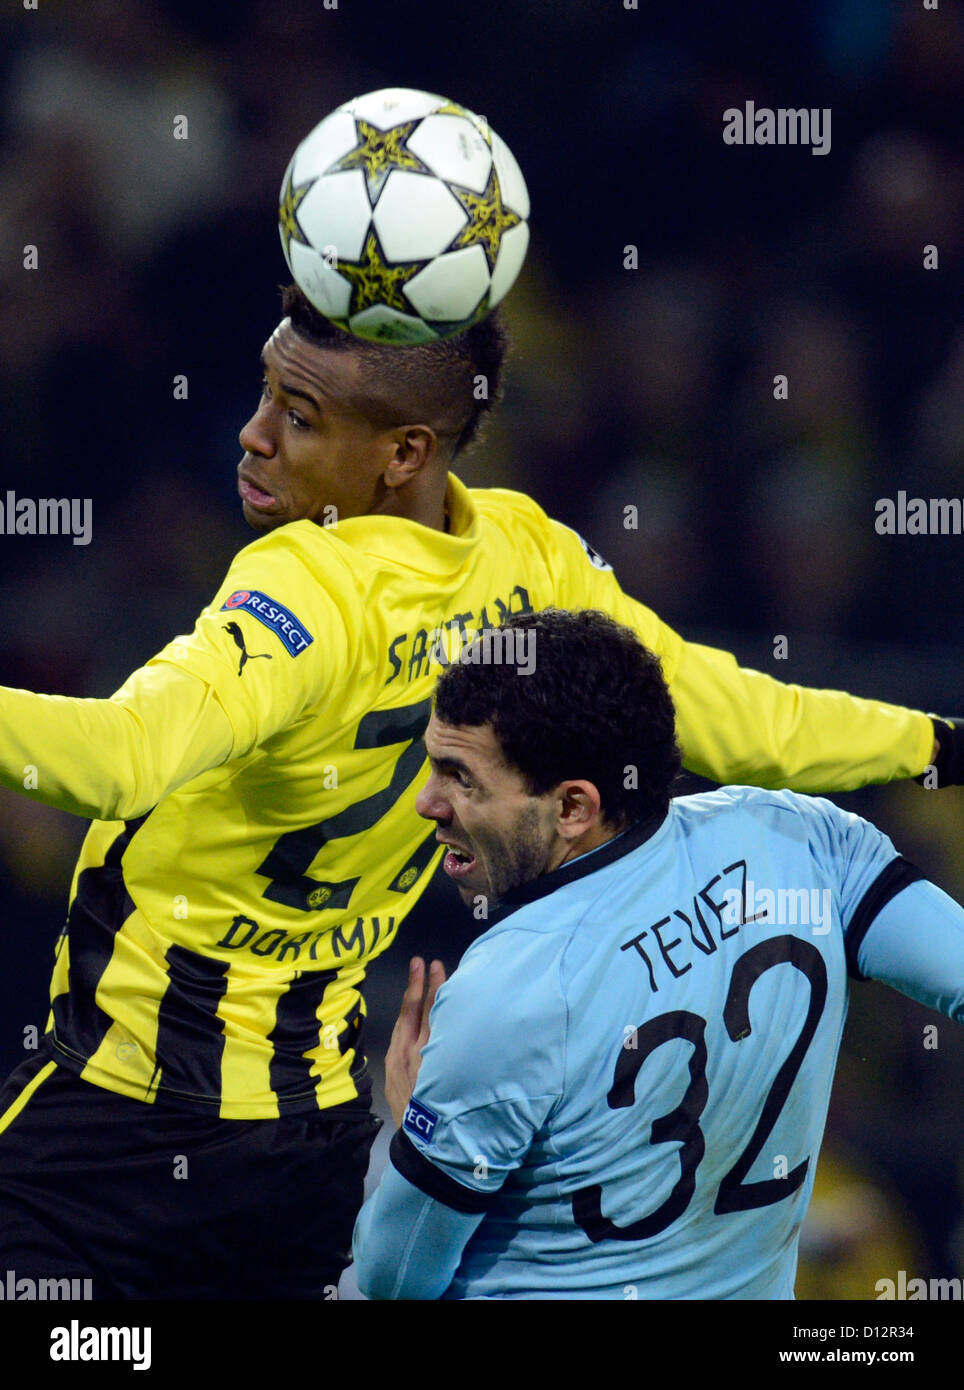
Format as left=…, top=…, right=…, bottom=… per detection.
left=555, top=780, right=603, bottom=840
left=383, top=425, right=438, bottom=487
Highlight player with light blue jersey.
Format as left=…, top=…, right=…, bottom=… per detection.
left=352, top=610, right=964, bottom=1300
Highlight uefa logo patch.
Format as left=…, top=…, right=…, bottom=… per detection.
left=219, top=589, right=313, bottom=656
left=403, top=1097, right=439, bottom=1144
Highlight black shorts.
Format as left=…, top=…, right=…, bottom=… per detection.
left=0, top=1043, right=381, bottom=1299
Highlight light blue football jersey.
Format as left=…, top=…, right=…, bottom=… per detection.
left=353, top=786, right=964, bottom=1299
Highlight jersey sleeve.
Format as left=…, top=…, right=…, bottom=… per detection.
left=543, top=517, right=933, bottom=791
left=0, top=665, right=234, bottom=821
left=850, top=879, right=964, bottom=1019
left=0, top=526, right=351, bottom=821
left=352, top=1164, right=485, bottom=1300
left=146, top=525, right=353, bottom=758
left=387, top=932, right=567, bottom=1208
left=789, top=793, right=964, bottom=1017
left=786, top=791, right=917, bottom=932
left=352, top=932, right=567, bottom=1299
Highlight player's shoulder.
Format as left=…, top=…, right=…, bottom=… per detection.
left=675, top=783, right=827, bottom=811
left=444, top=909, right=573, bottom=1026
left=676, top=783, right=837, bottom=818
left=466, top=483, right=554, bottom=535
left=447, top=881, right=613, bottom=1030
left=418, top=922, right=570, bottom=1108
left=673, top=785, right=862, bottom=849
left=203, top=522, right=376, bottom=680
left=216, top=520, right=365, bottom=617
left=228, top=518, right=357, bottom=582
left=465, top=483, right=614, bottom=572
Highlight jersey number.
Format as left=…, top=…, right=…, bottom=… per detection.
left=572, top=936, right=827, bottom=1242
left=254, top=698, right=433, bottom=912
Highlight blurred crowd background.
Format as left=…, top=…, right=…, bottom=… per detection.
left=0, top=0, right=961, bottom=1299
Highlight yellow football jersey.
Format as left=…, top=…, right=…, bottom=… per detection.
left=0, top=476, right=933, bottom=1116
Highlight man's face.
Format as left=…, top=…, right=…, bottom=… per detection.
left=237, top=318, right=398, bottom=531
left=416, top=713, right=562, bottom=908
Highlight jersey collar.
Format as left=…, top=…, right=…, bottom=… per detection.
left=325, top=472, right=480, bottom=576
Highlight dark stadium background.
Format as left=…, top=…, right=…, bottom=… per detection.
left=0, top=0, right=961, bottom=1299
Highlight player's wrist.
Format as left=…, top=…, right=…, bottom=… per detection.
left=384, top=1074, right=407, bottom=1129
left=918, top=717, right=964, bottom=788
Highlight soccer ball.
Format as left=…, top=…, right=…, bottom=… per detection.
left=278, top=87, right=530, bottom=344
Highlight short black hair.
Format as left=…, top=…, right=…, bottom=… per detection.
left=433, top=609, right=682, bottom=829
left=280, top=282, right=508, bottom=456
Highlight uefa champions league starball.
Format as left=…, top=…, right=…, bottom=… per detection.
left=278, top=87, right=530, bottom=344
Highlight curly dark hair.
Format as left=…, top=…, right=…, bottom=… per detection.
left=433, top=609, right=682, bottom=829
left=280, top=282, right=509, bottom=456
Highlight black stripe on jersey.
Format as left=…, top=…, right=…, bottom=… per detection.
left=845, top=856, right=926, bottom=980
left=269, top=968, right=336, bottom=1113
left=332, top=726, right=428, bottom=840
left=338, top=996, right=362, bottom=1059
left=355, top=702, right=433, bottom=751
left=388, top=830, right=439, bottom=894
left=338, top=997, right=372, bottom=1097
left=153, top=945, right=230, bottom=1097
left=389, top=1128, right=496, bottom=1215
left=51, top=815, right=149, bottom=1062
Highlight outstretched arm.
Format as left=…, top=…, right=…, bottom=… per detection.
left=0, top=665, right=235, bottom=820
left=0, top=530, right=339, bottom=821
left=546, top=517, right=937, bottom=791
left=665, top=634, right=935, bottom=792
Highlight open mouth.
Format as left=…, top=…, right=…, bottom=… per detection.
left=238, top=476, right=277, bottom=509
left=442, top=845, right=476, bottom=879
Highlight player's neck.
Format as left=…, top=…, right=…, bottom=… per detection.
left=370, top=470, right=450, bottom=532
left=552, top=821, right=622, bottom=872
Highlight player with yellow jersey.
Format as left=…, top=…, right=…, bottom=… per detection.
left=0, top=285, right=955, bottom=1298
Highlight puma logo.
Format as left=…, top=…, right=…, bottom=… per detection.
left=223, top=621, right=273, bottom=676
